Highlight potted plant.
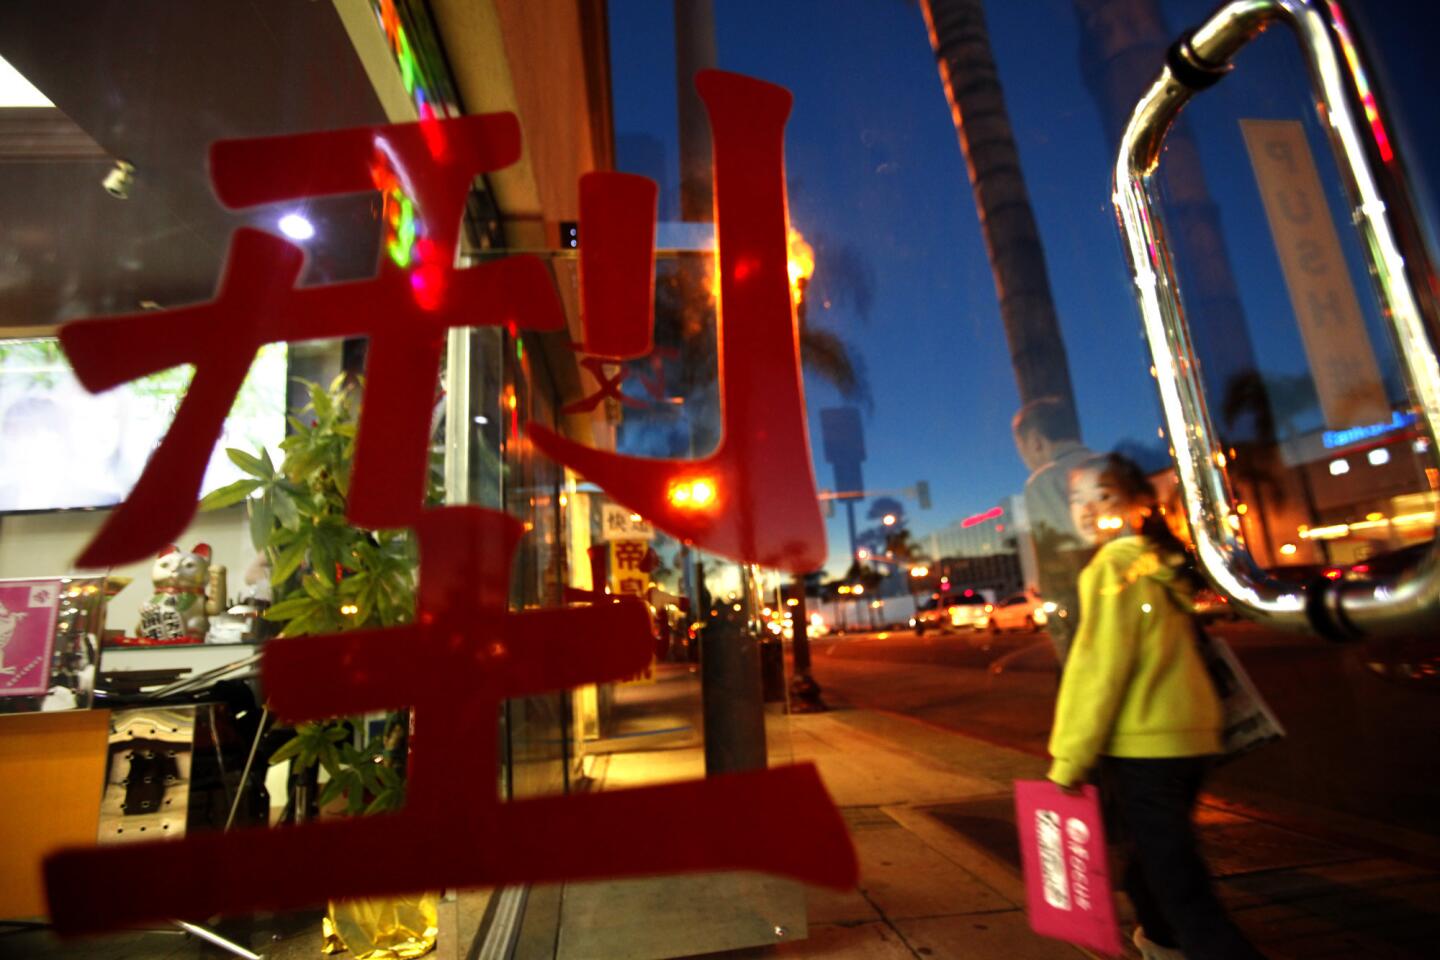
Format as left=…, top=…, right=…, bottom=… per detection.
left=200, top=376, right=441, bottom=954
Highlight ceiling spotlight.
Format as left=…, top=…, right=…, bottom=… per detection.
left=101, top=160, right=135, bottom=200
left=278, top=213, right=316, bottom=241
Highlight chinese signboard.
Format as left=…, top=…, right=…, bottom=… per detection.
left=609, top=540, right=656, bottom=683
left=601, top=504, right=655, bottom=541
left=608, top=540, right=653, bottom=598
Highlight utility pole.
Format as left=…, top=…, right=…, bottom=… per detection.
left=844, top=499, right=860, bottom=563
left=786, top=575, right=824, bottom=711
left=702, top=564, right=768, bottom=773
left=674, top=0, right=768, bottom=775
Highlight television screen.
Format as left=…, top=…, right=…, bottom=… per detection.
left=0, top=338, right=287, bottom=513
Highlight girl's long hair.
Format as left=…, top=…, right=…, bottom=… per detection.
left=1097, top=453, right=1205, bottom=591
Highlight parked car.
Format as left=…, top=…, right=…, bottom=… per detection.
left=911, top=591, right=989, bottom=635
left=1333, top=541, right=1430, bottom=581
left=985, top=593, right=1045, bottom=632
left=1241, top=542, right=1429, bottom=595
left=1191, top=587, right=1239, bottom=623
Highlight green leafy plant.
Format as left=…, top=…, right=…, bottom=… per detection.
left=268, top=716, right=408, bottom=816
left=201, top=376, right=441, bottom=816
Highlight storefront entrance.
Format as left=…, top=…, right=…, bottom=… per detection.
left=1, top=1, right=1437, bottom=957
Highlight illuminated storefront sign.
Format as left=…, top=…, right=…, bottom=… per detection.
left=1322, top=410, right=1417, bottom=449
left=961, top=506, right=1003, bottom=528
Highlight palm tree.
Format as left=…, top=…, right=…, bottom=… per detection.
left=1222, top=370, right=1322, bottom=563
left=670, top=0, right=865, bottom=729
left=918, top=0, right=1082, bottom=443
left=659, top=0, right=868, bottom=458
left=881, top=526, right=931, bottom=612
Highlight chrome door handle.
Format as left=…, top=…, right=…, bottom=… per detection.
left=1113, top=0, right=1440, bottom=637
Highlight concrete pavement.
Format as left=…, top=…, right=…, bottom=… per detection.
left=570, top=663, right=1440, bottom=959
left=12, top=660, right=1434, bottom=960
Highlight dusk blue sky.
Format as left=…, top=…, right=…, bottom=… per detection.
left=607, top=0, right=1440, bottom=576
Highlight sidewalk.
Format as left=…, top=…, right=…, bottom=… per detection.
left=576, top=671, right=1440, bottom=959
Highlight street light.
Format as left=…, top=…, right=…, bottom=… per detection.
left=668, top=476, right=718, bottom=510
left=882, top=513, right=897, bottom=526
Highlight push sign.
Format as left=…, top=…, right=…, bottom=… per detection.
left=1015, top=781, right=1122, bottom=955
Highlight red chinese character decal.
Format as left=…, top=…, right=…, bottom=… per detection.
left=577, top=171, right=659, bottom=361
left=60, top=115, right=564, bottom=567
left=43, top=69, right=856, bottom=935
left=561, top=354, right=646, bottom=414
left=44, top=508, right=853, bottom=933
left=560, top=171, right=658, bottom=415
left=531, top=72, right=827, bottom=574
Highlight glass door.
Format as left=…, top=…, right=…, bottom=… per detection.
left=605, top=0, right=1440, bottom=857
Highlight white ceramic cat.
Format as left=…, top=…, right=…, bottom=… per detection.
left=138, top=543, right=211, bottom=640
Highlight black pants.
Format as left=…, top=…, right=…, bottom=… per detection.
left=1100, top=756, right=1266, bottom=960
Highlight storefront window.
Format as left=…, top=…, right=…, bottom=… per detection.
left=501, top=330, right=571, bottom=802
left=4, top=1, right=1440, bottom=956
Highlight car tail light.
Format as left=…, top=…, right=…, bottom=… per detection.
left=1324, top=567, right=1344, bottom=580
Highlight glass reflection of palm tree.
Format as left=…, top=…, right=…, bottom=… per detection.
left=918, top=0, right=1083, bottom=446
left=1074, top=0, right=1262, bottom=442
left=1222, top=370, right=1321, bottom=564
left=882, top=525, right=931, bottom=616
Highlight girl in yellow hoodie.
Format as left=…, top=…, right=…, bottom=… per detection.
left=1048, top=454, right=1265, bottom=960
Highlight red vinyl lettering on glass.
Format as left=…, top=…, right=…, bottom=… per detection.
left=530, top=72, right=826, bottom=574
left=43, top=69, right=853, bottom=935
left=578, top=170, right=659, bottom=360
left=44, top=509, right=854, bottom=933
left=60, top=115, right=564, bottom=567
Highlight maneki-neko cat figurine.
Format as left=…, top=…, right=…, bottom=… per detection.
left=138, top=543, right=212, bottom=640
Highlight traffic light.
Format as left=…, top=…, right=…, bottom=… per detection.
left=915, top=480, right=932, bottom=510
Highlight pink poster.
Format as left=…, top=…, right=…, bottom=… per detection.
left=1014, top=779, right=1123, bottom=956
left=0, top=578, right=63, bottom=697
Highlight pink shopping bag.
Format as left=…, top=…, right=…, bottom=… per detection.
left=1014, top=780, right=1123, bottom=956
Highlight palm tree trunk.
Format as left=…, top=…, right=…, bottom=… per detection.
left=1073, top=0, right=1260, bottom=441
left=674, top=0, right=716, bottom=223
left=920, top=0, right=1082, bottom=442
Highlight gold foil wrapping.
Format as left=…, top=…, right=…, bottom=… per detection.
left=321, top=892, right=439, bottom=959
left=206, top=564, right=228, bottom=616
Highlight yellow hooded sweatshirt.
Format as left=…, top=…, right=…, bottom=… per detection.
left=1047, top=535, right=1223, bottom=787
